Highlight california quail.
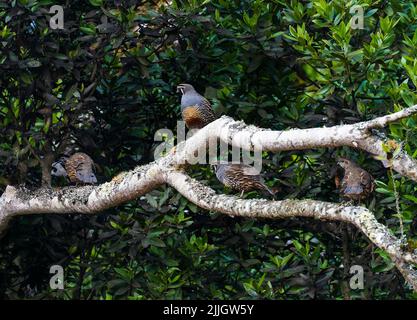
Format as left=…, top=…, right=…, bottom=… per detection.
left=336, top=158, right=374, bottom=202
left=51, top=152, right=97, bottom=185
left=214, top=163, right=274, bottom=197
left=177, top=83, right=216, bottom=129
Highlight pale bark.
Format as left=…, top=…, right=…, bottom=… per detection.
left=1, top=105, right=417, bottom=291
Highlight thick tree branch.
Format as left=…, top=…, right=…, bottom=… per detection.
left=171, top=105, right=417, bottom=181
left=166, top=171, right=417, bottom=265
left=167, top=170, right=417, bottom=291
left=1, top=105, right=417, bottom=289
left=362, top=105, right=417, bottom=129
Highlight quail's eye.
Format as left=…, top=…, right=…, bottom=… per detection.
left=52, top=167, right=57, bottom=173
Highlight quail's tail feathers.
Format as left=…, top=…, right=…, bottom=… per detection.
left=257, top=181, right=276, bottom=199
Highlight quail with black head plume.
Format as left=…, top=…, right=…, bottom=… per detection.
left=177, top=83, right=216, bottom=129
left=51, top=152, right=97, bottom=185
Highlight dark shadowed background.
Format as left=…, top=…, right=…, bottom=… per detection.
left=0, top=0, right=417, bottom=299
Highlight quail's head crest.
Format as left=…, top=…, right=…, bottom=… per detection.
left=177, top=83, right=195, bottom=94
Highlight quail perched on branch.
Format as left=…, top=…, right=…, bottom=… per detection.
left=336, top=158, right=374, bottom=202
left=177, top=83, right=216, bottom=129
left=51, top=152, right=97, bottom=185
left=214, top=163, right=275, bottom=197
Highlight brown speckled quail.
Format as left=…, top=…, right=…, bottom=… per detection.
left=51, top=152, right=97, bottom=185
left=336, top=158, right=374, bottom=202
left=214, top=163, right=274, bottom=197
left=177, top=83, right=216, bottom=129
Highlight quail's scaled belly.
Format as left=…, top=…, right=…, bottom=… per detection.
left=340, top=168, right=374, bottom=201
left=64, top=152, right=96, bottom=184
left=182, top=106, right=206, bottom=129
left=66, top=155, right=83, bottom=184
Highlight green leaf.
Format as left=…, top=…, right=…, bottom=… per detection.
left=243, top=282, right=258, bottom=297
left=145, top=194, right=158, bottom=208
left=24, top=59, right=41, bottom=68
left=89, top=0, right=103, bottom=6
left=80, top=26, right=96, bottom=35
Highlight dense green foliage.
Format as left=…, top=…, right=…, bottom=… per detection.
left=1, top=0, right=417, bottom=299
